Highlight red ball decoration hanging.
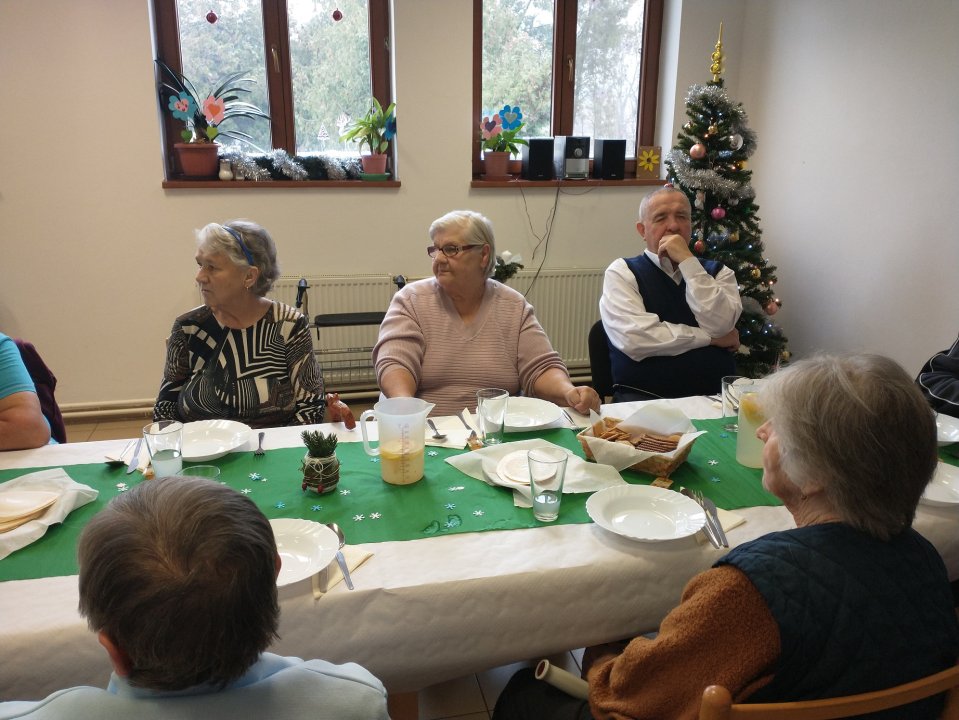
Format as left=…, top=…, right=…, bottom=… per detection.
left=710, top=207, right=726, bottom=220
left=765, top=301, right=779, bottom=316
left=693, top=239, right=706, bottom=254
left=332, top=7, right=343, bottom=21
left=206, top=10, right=218, bottom=23
left=689, top=143, right=707, bottom=160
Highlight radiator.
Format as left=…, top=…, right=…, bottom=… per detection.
left=272, top=269, right=604, bottom=391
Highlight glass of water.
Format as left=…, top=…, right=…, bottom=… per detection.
left=527, top=447, right=568, bottom=522
left=142, top=420, right=183, bottom=478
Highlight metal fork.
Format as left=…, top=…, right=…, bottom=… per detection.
left=692, top=488, right=726, bottom=547
left=254, top=431, right=266, bottom=457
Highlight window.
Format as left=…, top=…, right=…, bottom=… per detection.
left=153, top=0, right=393, bottom=178
left=473, top=0, right=663, bottom=178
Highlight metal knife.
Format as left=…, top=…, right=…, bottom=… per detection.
left=126, top=438, right=143, bottom=475
left=680, top=487, right=720, bottom=548
left=335, top=551, right=354, bottom=590
left=701, top=496, right=729, bottom=547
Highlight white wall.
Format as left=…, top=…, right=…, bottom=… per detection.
left=0, top=0, right=956, bottom=407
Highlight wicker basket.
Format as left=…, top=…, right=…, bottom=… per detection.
left=577, top=417, right=695, bottom=477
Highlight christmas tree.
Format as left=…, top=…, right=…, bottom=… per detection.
left=665, top=25, right=789, bottom=377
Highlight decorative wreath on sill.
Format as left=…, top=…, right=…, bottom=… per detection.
left=218, top=148, right=367, bottom=181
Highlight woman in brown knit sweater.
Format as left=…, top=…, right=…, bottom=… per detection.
left=493, top=354, right=959, bottom=720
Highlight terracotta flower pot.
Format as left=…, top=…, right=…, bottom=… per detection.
left=483, top=151, right=511, bottom=180
left=360, top=154, right=389, bottom=175
left=174, top=142, right=219, bottom=178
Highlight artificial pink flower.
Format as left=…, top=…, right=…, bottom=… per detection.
left=202, top=96, right=226, bottom=125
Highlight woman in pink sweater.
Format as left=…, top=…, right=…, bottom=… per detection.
left=372, top=210, right=599, bottom=418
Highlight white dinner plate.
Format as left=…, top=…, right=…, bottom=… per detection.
left=0, top=490, right=59, bottom=522
left=921, top=463, right=959, bottom=507
left=269, top=518, right=339, bottom=587
left=181, top=420, right=252, bottom=461
left=504, top=397, right=563, bottom=432
left=586, top=485, right=707, bottom=542
left=936, top=414, right=959, bottom=446
left=495, top=450, right=533, bottom=485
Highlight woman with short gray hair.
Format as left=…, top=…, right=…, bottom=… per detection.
left=153, top=220, right=324, bottom=427
left=494, top=354, right=958, bottom=719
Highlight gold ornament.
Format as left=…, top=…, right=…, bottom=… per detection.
left=710, top=22, right=724, bottom=82
left=708, top=124, right=718, bottom=135
left=781, top=350, right=791, bottom=361
left=730, top=231, right=740, bottom=242
left=750, top=267, right=761, bottom=279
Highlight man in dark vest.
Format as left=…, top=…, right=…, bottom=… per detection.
left=599, top=186, right=742, bottom=401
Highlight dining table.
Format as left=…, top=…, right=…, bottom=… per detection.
left=1, top=396, right=957, bottom=703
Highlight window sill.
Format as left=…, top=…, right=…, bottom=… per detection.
left=470, top=177, right=664, bottom=188
left=161, top=179, right=401, bottom=189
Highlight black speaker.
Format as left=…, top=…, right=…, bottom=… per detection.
left=522, top=137, right=554, bottom=180
left=553, top=136, right=590, bottom=179
left=593, top=139, right=627, bottom=179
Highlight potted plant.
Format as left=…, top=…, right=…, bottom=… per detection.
left=480, top=104, right=529, bottom=180
left=493, top=250, right=525, bottom=283
left=339, top=97, right=396, bottom=177
left=301, top=430, right=340, bottom=494
left=156, top=59, right=270, bottom=178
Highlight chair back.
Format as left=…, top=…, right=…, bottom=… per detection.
left=13, top=338, right=66, bottom=443
left=588, top=320, right=614, bottom=401
left=699, top=663, right=959, bottom=720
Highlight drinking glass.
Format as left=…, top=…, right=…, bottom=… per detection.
left=527, top=447, right=568, bottom=522
left=476, top=388, right=509, bottom=445
left=735, top=385, right=765, bottom=468
left=721, top=375, right=749, bottom=432
left=143, top=420, right=183, bottom=478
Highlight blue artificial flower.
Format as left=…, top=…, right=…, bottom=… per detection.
left=168, top=92, right=196, bottom=121
left=384, top=112, right=397, bottom=141
left=498, top=104, right=523, bottom=131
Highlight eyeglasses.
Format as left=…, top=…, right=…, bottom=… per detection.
left=426, top=243, right=483, bottom=259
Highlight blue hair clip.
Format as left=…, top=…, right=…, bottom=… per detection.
left=221, top=225, right=255, bottom=266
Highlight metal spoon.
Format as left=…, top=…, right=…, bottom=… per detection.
left=427, top=418, right=447, bottom=441
left=327, top=523, right=354, bottom=590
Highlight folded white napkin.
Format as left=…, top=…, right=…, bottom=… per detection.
left=311, top=546, right=373, bottom=598
left=446, top=439, right=626, bottom=507
left=424, top=415, right=472, bottom=449
left=0, top=469, right=99, bottom=560
left=695, top=507, right=747, bottom=547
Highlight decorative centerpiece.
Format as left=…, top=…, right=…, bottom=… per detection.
left=493, top=250, right=524, bottom=282
left=479, top=104, right=528, bottom=180
left=301, top=430, right=340, bottom=494
left=339, top=97, right=396, bottom=178
left=156, top=59, right=270, bottom=178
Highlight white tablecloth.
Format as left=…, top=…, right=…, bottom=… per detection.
left=1, top=397, right=957, bottom=699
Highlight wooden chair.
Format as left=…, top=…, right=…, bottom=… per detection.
left=699, top=664, right=959, bottom=719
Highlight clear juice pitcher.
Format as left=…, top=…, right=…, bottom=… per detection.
left=360, top=397, right=435, bottom=485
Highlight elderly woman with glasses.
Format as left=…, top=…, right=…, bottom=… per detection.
left=373, top=210, right=599, bottom=417
left=153, top=220, right=325, bottom=428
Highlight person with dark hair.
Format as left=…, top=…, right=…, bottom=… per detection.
left=0, top=476, right=388, bottom=719
left=493, top=354, right=959, bottom=720
left=917, top=332, right=959, bottom=418
left=0, top=332, right=51, bottom=450
left=153, top=220, right=325, bottom=428
left=599, top=186, right=742, bottom=401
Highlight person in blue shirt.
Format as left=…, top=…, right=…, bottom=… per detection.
left=0, top=476, right=389, bottom=720
left=0, top=332, right=50, bottom=450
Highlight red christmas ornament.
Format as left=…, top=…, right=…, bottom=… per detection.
left=206, top=10, right=218, bottom=23
left=693, top=239, right=706, bottom=254
left=332, top=7, right=343, bottom=21
left=689, top=143, right=707, bottom=160
left=710, top=207, right=726, bottom=220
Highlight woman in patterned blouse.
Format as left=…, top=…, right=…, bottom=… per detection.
left=153, top=220, right=325, bottom=428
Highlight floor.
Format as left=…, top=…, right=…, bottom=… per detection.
left=63, top=415, right=585, bottom=719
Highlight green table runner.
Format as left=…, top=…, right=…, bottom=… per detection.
left=1, top=419, right=788, bottom=582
